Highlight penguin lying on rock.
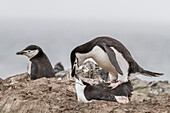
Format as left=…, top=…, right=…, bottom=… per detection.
left=74, top=74, right=132, bottom=103
left=71, top=37, right=163, bottom=89
left=16, top=45, right=55, bottom=80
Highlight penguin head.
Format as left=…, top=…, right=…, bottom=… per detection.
left=16, top=45, right=43, bottom=59
left=70, top=50, right=77, bottom=77
left=70, top=49, right=86, bottom=77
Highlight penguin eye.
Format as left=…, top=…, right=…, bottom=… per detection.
left=28, top=50, right=31, bottom=52
left=74, top=57, right=78, bottom=65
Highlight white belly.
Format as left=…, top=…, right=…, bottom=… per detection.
left=75, top=83, right=90, bottom=103
left=90, top=46, right=129, bottom=82
left=27, top=60, right=31, bottom=75
left=90, top=46, right=117, bottom=75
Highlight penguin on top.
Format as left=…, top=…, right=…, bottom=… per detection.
left=16, top=45, right=55, bottom=80
left=70, top=37, right=163, bottom=89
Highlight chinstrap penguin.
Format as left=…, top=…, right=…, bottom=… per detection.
left=74, top=74, right=132, bottom=104
left=71, top=37, right=163, bottom=89
left=16, top=45, right=55, bottom=80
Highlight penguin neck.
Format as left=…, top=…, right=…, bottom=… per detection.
left=75, top=82, right=90, bottom=103
left=27, top=59, right=32, bottom=75
left=29, top=52, right=47, bottom=61
left=76, top=52, right=91, bottom=66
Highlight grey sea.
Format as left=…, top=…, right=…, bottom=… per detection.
left=0, top=19, right=169, bottom=81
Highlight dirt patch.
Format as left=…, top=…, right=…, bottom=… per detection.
left=0, top=74, right=169, bottom=113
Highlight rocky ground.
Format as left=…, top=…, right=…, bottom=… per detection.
left=0, top=62, right=170, bottom=113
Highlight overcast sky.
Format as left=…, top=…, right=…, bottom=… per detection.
left=0, top=0, right=170, bottom=24
left=0, top=0, right=169, bottom=81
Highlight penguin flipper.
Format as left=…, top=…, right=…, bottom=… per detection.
left=30, top=62, right=38, bottom=80
left=98, top=44, right=123, bottom=75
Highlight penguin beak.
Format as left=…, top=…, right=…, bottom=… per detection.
left=16, top=50, right=26, bottom=55
left=74, top=74, right=79, bottom=80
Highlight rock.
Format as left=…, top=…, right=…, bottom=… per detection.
left=0, top=73, right=30, bottom=92
left=149, top=81, right=170, bottom=96
left=131, top=92, right=150, bottom=102
left=0, top=78, right=3, bottom=82
left=54, top=62, right=64, bottom=73
left=131, top=77, right=170, bottom=97
left=99, top=69, right=109, bottom=82
left=55, top=70, right=71, bottom=80
left=0, top=78, right=3, bottom=91
left=77, top=60, right=100, bottom=79
left=131, top=77, right=149, bottom=89
left=77, top=60, right=110, bottom=82
left=3, top=73, right=30, bottom=85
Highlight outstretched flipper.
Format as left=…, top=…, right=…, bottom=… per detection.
left=98, top=43, right=123, bottom=75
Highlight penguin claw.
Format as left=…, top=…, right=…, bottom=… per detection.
left=108, top=83, right=119, bottom=89
left=108, top=81, right=122, bottom=89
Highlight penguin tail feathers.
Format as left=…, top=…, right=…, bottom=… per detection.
left=140, top=70, right=164, bottom=77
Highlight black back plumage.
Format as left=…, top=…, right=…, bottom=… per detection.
left=24, top=45, right=55, bottom=80
left=30, top=52, right=55, bottom=80
left=84, top=81, right=133, bottom=102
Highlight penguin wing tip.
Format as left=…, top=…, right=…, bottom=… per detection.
left=154, top=72, right=164, bottom=77
left=74, top=74, right=79, bottom=80
left=157, top=73, right=164, bottom=76
left=119, top=71, right=123, bottom=75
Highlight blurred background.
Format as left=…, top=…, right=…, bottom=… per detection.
left=0, top=0, right=169, bottom=81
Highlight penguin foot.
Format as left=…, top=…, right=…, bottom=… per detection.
left=108, top=80, right=122, bottom=89
left=114, top=96, right=129, bottom=104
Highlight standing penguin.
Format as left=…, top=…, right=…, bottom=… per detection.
left=70, top=37, right=163, bottom=89
left=16, top=45, right=55, bottom=80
